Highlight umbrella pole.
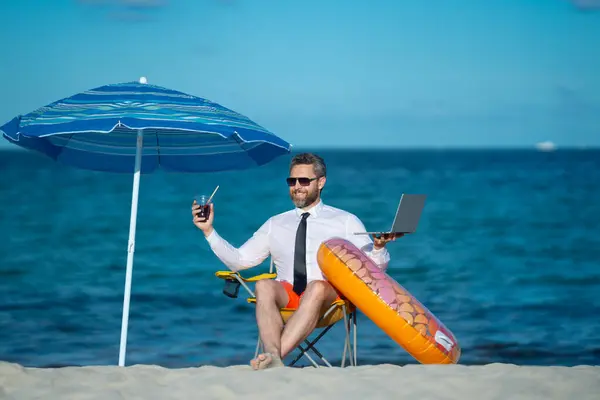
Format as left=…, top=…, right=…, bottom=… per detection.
left=118, top=129, right=144, bottom=367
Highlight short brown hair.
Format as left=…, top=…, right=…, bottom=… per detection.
left=289, top=153, right=327, bottom=177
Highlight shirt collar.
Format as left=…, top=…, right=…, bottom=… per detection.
left=295, top=199, right=324, bottom=218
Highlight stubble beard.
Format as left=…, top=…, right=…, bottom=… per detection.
left=291, top=187, right=319, bottom=208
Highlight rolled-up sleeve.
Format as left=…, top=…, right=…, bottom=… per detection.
left=344, top=214, right=390, bottom=271
left=205, top=218, right=271, bottom=272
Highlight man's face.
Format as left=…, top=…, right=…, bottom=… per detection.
left=288, top=164, right=324, bottom=208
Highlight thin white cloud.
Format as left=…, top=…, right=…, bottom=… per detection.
left=570, top=0, right=600, bottom=10
left=77, top=0, right=167, bottom=7
left=76, top=0, right=167, bottom=22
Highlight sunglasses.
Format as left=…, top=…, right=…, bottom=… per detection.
left=286, top=177, right=318, bottom=187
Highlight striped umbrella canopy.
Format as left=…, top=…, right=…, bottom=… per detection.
left=0, top=78, right=292, bottom=367
left=1, top=78, right=291, bottom=173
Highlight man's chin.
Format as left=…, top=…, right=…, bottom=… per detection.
left=292, top=200, right=307, bottom=208
left=291, top=192, right=317, bottom=208
left=292, top=197, right=309, bottom=208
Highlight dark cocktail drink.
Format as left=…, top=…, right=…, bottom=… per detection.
left=196, top=194, right=211, bottom=222
left=196, top=204, right=210, bottom=221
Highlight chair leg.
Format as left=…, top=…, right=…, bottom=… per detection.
left=295, top=344, right=322, bottom=368
left=254, top=324, right=330, bottom=368
left=342, top=305, right=351, bottom=368
left=300, top=337, right=333, bottom=368
left=353, top=310, right=358, bottom=366
left=290, top=307, right=358, bottom=369
left=250, top=303, right=354, bottom=369
left=255, top=337, right=262, bottom=359
left=288, top=323, right=335, bottom=367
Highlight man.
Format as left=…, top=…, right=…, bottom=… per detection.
left=191, top=153, right=400, bottom=370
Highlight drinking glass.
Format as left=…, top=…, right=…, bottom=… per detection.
left=195, top=194, right=211, bottom=222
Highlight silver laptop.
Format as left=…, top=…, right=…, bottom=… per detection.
left=354, top=194, right=427, bottom=236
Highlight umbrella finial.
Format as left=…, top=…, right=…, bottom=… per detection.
left=139, top=76, right=148, bottom=84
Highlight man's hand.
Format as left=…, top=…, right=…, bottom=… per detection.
left=192, top=200, right=214, bottom=237
left=371, top=233, right=404, bottom=249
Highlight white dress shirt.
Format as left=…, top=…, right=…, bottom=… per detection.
left=205, top=200, right=390, bottom=285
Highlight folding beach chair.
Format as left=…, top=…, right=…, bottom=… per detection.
left=215, top=258, right=358, bottom=368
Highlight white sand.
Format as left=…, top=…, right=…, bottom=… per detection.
left=1, top=361, right=598, bottom=400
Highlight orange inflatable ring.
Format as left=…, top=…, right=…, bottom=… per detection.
left=317, top=237, right=461, bottom=364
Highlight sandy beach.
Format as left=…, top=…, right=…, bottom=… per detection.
left=0, top=361, right=598, bottom=400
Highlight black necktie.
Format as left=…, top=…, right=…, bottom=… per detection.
left=293, top=212, right=310, bottom=295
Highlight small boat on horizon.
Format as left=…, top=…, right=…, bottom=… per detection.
left=535, top=141, right=556, bottom=152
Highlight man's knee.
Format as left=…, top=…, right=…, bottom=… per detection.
left=303, top=280, right=332, bottom=301
left=255, top=280, right=288, bottom=309
left=255, top=279, right=275, bottom=296
left=255, top=280, right=284, bottom=302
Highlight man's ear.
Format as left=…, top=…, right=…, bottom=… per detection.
left=318, top=176, right=326, bottom=190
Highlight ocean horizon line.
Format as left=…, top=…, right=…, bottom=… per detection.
left=1, top=144, right=598, bottom=153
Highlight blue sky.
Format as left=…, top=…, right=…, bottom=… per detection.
left=1, top=0, right=599, bottom=148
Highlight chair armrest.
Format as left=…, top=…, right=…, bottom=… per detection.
left=215, top=270, right=277, bottom=282
left=215, top=270, right=277, bottom=299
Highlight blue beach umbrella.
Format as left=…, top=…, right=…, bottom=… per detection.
left=1, top=77, right=292, bottom=366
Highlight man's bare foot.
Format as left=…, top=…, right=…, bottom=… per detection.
left=250, top=353, right=285, bottom=370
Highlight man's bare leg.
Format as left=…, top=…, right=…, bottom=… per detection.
left=280, top=280, right=338, bottom=359
left=250, top=280, right=289, bottom=370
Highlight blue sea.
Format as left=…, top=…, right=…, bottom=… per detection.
left=1, top=148, right=599, bottom=368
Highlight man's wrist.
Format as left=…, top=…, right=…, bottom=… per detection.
left=202, top=226, right=214, bottom=238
